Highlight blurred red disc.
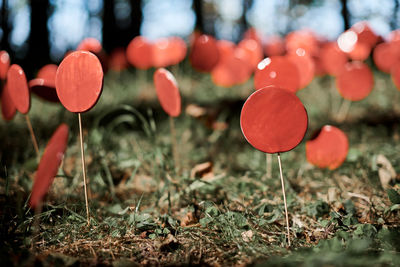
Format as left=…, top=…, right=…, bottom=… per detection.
left=7, top=64, right=30, bottom=114
left=392, top=61, right=400, bottom=90
left=1, top=83, right=17, bottom=121
left=0, top=50, right=10, bottom=80
left=189, top=34, right=219, bottom=72
left=29, top=124, right=69, bottom=208
left=243, top=27, right=263, bottom=45
left=319, top=42, right=348, bottom=76
left=373, top=42, right=400, bottom=73
left=254, top=56, right=300, bottom=93
left=77, top=38, right=103, bottom=54
left=264, top=36, right=286, bottom=57
left=37, top=64, right=58, bottom=82
left=153, top=68, right=181, bottom=117
left=287, top=48, right=315, bottom=89
left=286, top=30, right=319, bottom=56
left=126, top=36, right=153, bottom=70
left=347, top=41, right=371, bottom=61
left=306, top=125, right=348, bottom=170
left=108, top=48, right=128, bottom=72
left=336, top=61, right=374, bottom=101
left=238, top=38, right=263, bottom=70
left=240, top=86, right=308, bottom=154
left=56, top=51, right=104, bottom=113
left=216, top=40, right=235, bottom=61
left=211, top=48, right=252, bottom=87
left=351, top=21, right=379, bottom=48
left=29, top=78, right=59, bottom=103
left=168, top=37, right=187, bottom=65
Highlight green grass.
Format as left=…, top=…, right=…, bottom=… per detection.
left=0, top=62, right=400, bottom=266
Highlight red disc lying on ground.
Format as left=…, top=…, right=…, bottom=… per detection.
left=0, top=50, right=10, bottom=80
left=189, top=34, right=219, bottom=72
left=29, top=124, right=69, bottom=208
left=336, top=61, right=374, bottom=101
left=154, top=68, right=181, bottom=117
left=1, top=83, right=17, bottom=121
left=7, top=64, right=30, bottom=114
left=126, top=36, right=153, bottom=70
left=306, top=125, right=349, bottom=170
left=254, top=56, right=300, bottom=93
left=29, top=79, right=59, bottom=103
left=240, top=86, right=308, bottom=154
left=56, top=51, right=104, bottom=113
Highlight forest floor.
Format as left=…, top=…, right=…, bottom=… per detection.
left=1, top=63, right=400, bottom=266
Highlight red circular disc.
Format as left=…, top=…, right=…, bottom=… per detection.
left=126, top=36, right=153, bottom=70
left=56, top=51, right=104, bottom=113
left=254, top=56, right=300, bottom=93
left=37, top=64, right=58, bottom=82
left=373, top=42, right=400, bottom=73
left=108, top=48, right=128, bottom=72
left=1, top=83, right=17, bottom=121
left=29, top=124, right=69, bottom=208
left=77, top=38, right=103, bottom=54
left=153, top=68, right=181, bottom=117
left=264, top=36, right=286, bottom=57
left=391, top=61, right=400, bottom=90
left=319, top=42, right=348, bottom=76
left=306, top=125, right=349, bottom=170
left=238, top=38, right=263, bottom=70
left=189, top=34, right=219, bottom=72
left=347, top=41, right=371, bottom=61
left=240, top=86, right=308, bottom=154
left=287, top=49, right=315, bottom=89
left=7, top=64, right=30, bottom=114
left=166, top=37, right=187, bottom=66
left=211, top=48, right=252, bottom=87
left=286, top=30, right=319, bottom=56
left=351, top=21, right=379, bottom=48
left=0, top=50, right=10, bottom=80
left=336, top=61, right=374, bottom=101
left=29, top=79, right=59, bottom=103
left=152, top=38, right=173, bottom=68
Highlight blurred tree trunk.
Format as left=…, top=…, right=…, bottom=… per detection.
left=193, top=0, right=204, bottom=32
left=102, top=0, right=142, bottom=53
left=391, top=0, right=399, bottom=30
left=239, top=0, right=254, bottom=40
left=102, top=0, right=117, bottom=53
left=340, top=0, right=350, bottom=31
left=26, top=0, right=50, bottom=79
left=1, top=0, right=11, bottom=53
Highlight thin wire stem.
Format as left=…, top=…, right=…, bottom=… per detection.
left=169, top=116, right=180, bottom=175
left=25, top=115, right=39, bottom=159
left=277, top=153, right=291, bottom=247
left=266, top=153, right=272, bottom=179
left=78, top=113, right=90, bottom=225
left=336, top=99, right=351, bottom=123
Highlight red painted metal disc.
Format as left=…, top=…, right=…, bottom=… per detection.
left=240, top=86, right=308, bottom=154
left=56, top=51, right=104, bottom=113
left=29, top=124, right=69, bottom=208
left=7, top=64, right=30, bottom=114
left=153, top=68, right=181, bottom=117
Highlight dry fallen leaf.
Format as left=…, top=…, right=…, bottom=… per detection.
left=190, top=161, right=213, bottom=178
left=185, top=103, right=207, bottom=118
left=376, top=154, right=396, bottom=189
left=241, top=230, right=253, bottom=242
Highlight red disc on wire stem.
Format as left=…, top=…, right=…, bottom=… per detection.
left=154, top=68, right=181, bottom=117
left=189, top=34, right=219, bottom=72
left=7, top=64, right=30, bottom=114
left=29, top=124, right=69, bottom=208
left=306, top=125, right=349, bottom=170
left=37, top=64, right=58, bottom=82
left=29, top=79, right=59, bottom=103
left=0, top=50, right=10, bottom=80
left=287, top=48, right=315, bottom=89
left=56, top=51, right=104, bottom=113
left=336, top=61, right=374, bottom=101
left=1, top=83, right=17, bottom=121
left=126, top=36, right=153, bottom=70
left=240, top=86, right=308, bottom=154
left=319, top=42, right=348, bottom=76
left=254, top=56, right=300, bottom=92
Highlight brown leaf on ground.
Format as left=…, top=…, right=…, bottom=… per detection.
left=376, top=154, right=396, bottom=189
left=190, top=162, right=213, bottom=179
